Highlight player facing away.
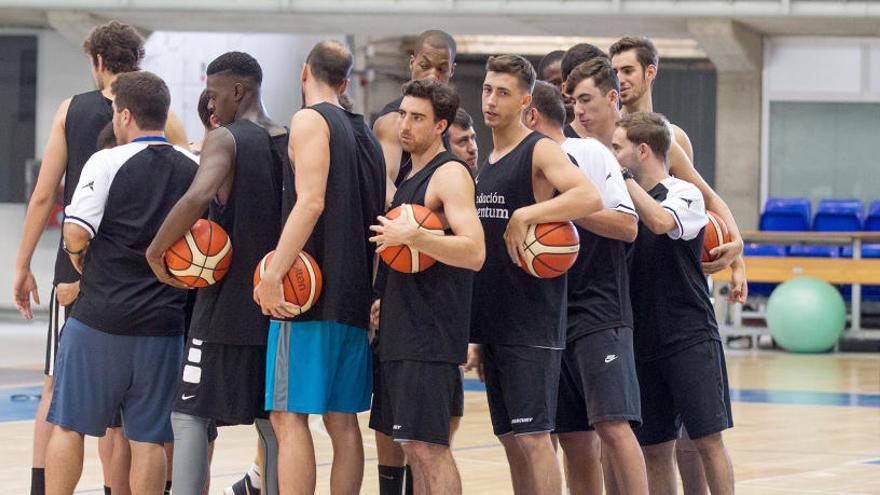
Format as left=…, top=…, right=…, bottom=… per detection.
left=612, top=112, right=735, bottom=495
left=470, top=54, right=603, bottom=495
left=254, top=40, right=386, bottom=495
left=368, top=78, right=485, bottom=495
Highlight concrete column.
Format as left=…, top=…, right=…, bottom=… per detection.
left=689, top=20, right=763, bottom=229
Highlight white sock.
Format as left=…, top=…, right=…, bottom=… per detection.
left=247, top=463, right=262, bottom=490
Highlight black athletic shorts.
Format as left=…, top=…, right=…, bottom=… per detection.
left=482, top=344, right=562, bottom=436
left=369, top=360, right=463, bottom=446
left=174, top=338, right=268, bottom=426
left=44, top=285, right=70, bottom=376
left=635, top=339, right=733, bottom=446
left=555, top=327, right=641, bottom=433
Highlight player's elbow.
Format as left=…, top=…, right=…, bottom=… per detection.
left=28, top=190, right=55, bottom=210
left=468, top=243, right=486, bottom=272
left=300, top=193, right=325, bottom=219
left=621, top=218, right=638, bottom=243
left=645, top=215, right=675, bottom=236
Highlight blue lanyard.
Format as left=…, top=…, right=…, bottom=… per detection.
left=132, top=136, right=169, bottom=143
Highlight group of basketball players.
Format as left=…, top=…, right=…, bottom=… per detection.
left=11, top=21, right=747, bottom=495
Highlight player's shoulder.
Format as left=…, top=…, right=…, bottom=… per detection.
left=661, top=176, right=701, bottom=200
left=290, top=107, right=329, bottom=132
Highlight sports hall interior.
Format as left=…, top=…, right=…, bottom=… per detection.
left=0, top=1, right=878, bottom=493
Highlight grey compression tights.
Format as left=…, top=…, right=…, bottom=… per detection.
left=256, top=417, right=279, bottom=495
left=171, top=411, right=210, bottom=495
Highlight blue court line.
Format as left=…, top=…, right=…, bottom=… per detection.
left=5, top=382, right=879, bottom=426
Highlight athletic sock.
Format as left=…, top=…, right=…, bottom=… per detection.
left=31, top=468, right=45, bottom=495
left=164, top=480, right=172, bottom=495
left=378, top=465, right=405, bottom=495
left=104, top=487, right=111, bottom=495
left=405, top=464, right=414, bottom=495
left=248, top=462, right=262, bottom=490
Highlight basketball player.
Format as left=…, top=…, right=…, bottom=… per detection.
left=471, top=54, right=602, bottom=495
left=609, top=37, right=746, bottom=491
left=446, top=107, right=479, bottom=171
left=373, top=29, right=456, bottom=204
left=609, top=36, right=746, bottom=302
left=368, top=78, right=484, bottom=495
left=612, top=112, right=735, bottom=495
left=524, top=81, right=649, bottom=495
left=146, top=51, right=286, bottom=495
left=190, top=89, right=220, bottom=155
left=559, top=43, right=610, bottom=139
left=11, top=21, right=188, bottom=495
left=537, top=50, right=574, bottom=124
left=254, top=40, right=385, bottom=495
left=46, top=70, right=197, bottom=495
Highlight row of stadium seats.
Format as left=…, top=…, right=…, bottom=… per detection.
left=759, top=198, right=880, bottom=232
left=746, top=198, right=880, bottom=299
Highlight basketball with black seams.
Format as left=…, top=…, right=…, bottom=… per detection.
left=253, top=250, right=323, bottom=315
left=164, top=219, right=232, bottom=288
left=702, top=211, right=730, bottom=262
left=380, top=204, right=445, bottom=273
left=518, top=221, right=580, bottom=279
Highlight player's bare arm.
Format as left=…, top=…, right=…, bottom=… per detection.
left=145, top=126, right=235, bottom=288
left=254, top=108, right=329, bottom=319
left=13, top=98, right=71, bottom=319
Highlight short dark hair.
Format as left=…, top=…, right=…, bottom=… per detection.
left=528, top=81, right=566, bottom=127
left=485, top=54, right=536, bottom=93
left=609, top=36, right=659, bottom=70
left=616, top=112, right=671, bottom=159
left=197, top=89, right=212, bottom=128
left=111, top=71, right=170, bottom=131
left=452, top=107, right=474, bottom=130
left=415, top=30, right=457, bottom=61
left=206, top=51, right=263, bottom=85
left=96, top=122, right=116, bottom=150
left=82, top=21, right=145, bottom=74
left=305, top=40, right=352, bottom=90
left=565, top=57, right=620, bottom=96
left=537, top=50, right=565, bottom=80
left=561, top=43, right=608, bottom=82
left=401, top=78, right=459, bottom=128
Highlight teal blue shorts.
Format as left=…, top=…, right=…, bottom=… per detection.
left=265, top=320, right=372, bottom=414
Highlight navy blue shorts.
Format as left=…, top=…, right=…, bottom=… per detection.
left=47, top=318, right=183, bottom=444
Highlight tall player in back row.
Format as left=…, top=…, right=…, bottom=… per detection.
left=471, top=54, right=603, bottom=495
left=373, top=29, right=457, bottom=205
left=11, top=21, right=188, bottom=495
left=147, top=51, right=287, bottom=495
left=254, top=40, right=386, bottom=495
left=369, top=78, right=485, bottom=495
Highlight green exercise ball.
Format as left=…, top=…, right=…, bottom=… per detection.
left=766, top=276, right=846, bottom=353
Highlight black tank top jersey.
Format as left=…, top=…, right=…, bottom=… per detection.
left=54, top=90, right=113, bottom=285
left=563, top=124, right=580, bottom=139
left=282, top=103, right=386, bottom=330
left=471, top=132, right=567, bottom=348
left=378, top=151, right=474, bottom=364
left=629, top=182, right=719, bottom=362
left=189, top=120, right=286, bottom=346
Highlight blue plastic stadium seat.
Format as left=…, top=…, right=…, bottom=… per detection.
left=840, top=244, right=880, bottom=258
left=813, top=199, right=863, bottom=231
left=787, top=245, right=842, bottom=257
left=866, top=201, right=880, bottom=231
left=743, top=243, right=786, bottom=298
left=760, top=197, right=811, bottom=231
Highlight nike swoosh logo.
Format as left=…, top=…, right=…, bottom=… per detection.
left=181, top=394, right=196, bottom=400
left=605, top=355, right=618, bottom=364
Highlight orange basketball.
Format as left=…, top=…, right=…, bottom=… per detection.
left=702, top=211, right=731, bottom=262
left=164, top=219, right=232, bottom=288
left=379, top=204, right=445, bottom=273
left=253, top=250, right=323, bottom=315
left=519, top=221, right=580, bottom=279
